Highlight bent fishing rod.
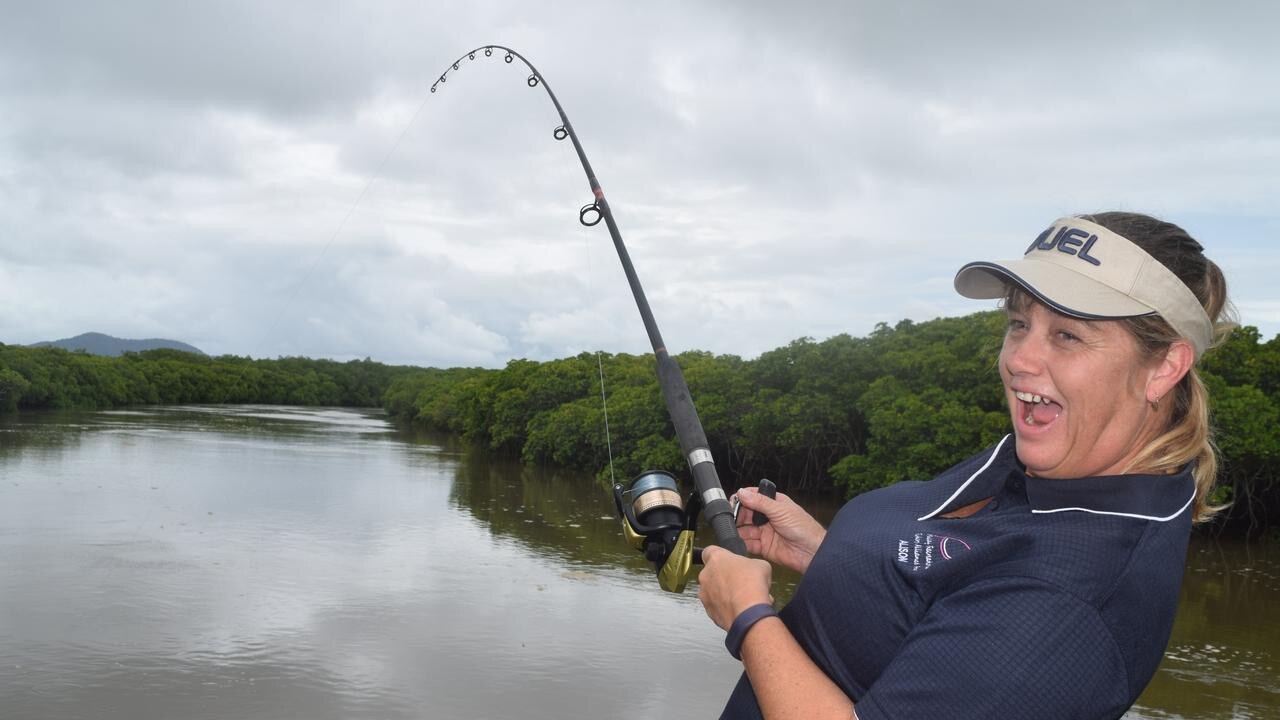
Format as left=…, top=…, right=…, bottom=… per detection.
left=429, top=46, right=773, bottom=592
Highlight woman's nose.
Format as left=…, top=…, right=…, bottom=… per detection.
left=1003, top=333, right=1047, bottom=376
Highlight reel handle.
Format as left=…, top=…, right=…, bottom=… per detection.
left=752, top=478, right=777, bottom=526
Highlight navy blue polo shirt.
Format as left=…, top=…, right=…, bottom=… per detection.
left=721, top=435, right=1194, bottom=720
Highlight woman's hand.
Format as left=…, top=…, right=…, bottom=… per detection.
left=698, top=545, right=774, bottom=630
left=733, top=487, right=827, bottom=575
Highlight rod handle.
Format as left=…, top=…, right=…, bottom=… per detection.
left=710, top=510, right=747, bottom=556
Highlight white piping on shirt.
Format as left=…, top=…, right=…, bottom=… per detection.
left=1030, top=485, right=1196, bottom=522
left=916, top=434, right=1011, bottom=522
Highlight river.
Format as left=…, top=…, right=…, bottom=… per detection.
left=0, top=406, right=1275, bottom=718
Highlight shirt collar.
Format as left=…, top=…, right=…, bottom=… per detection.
left=917, top=435, right=1017, bottom=521
left=1025, top=466, right=1196, bottom=521
left=918, top=434, right=1197, bottom=523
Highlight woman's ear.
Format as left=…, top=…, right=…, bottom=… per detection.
left=1147, top=340, right=1195, bottom=404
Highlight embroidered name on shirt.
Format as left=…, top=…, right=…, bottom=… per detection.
left=896, top=533, right=971, bottom=572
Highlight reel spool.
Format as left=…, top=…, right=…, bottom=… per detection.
left=613, top=470, right=701, bottom=593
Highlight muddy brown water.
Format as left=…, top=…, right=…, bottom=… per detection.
left=1, top=406, right=1275, bottom=718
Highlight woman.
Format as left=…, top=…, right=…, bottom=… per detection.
left=699, top=212, right=1232, bottom=720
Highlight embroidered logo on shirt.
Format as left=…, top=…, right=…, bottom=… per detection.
left=939, top=535, right=971, bottom=559
left=897, top=533, right=971, bottom=572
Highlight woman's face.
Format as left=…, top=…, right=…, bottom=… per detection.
left=1000, top=300, right=1161, bottom=479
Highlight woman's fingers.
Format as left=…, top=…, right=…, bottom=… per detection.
left=701, top=544, right=721, bottom=563
left=698, top=544, right=775, bottom=629
left=730, top=491, right=757, bottom=528
left=735, top=486, right=769, bottom=510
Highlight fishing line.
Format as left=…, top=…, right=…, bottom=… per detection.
left=209, top=91, right=433, bottom=405
left=581, top=231, right=617, bottom=487
left=261, top=92, right=432, bottom=352
left=596, top=350, right=617, bottom=486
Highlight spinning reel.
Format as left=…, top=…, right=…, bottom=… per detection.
left=614, top=471, right=775, bottom=594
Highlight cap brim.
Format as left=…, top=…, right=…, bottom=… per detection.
left=955, top=258, right=1156, bottom=320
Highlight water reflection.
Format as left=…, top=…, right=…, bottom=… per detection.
left=447, top=449, right=654, bottom=575
left=1129, top=537, right=1280, bottom=718
left=0, top=406, right=741, bottom=720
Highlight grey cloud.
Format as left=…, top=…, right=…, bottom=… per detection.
left=3, top=1, right=446, bottom=117
left=1, top=0, right=1276, bottom=368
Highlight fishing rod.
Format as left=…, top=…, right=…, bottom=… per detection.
left=430, top=46, right=772, bottom=593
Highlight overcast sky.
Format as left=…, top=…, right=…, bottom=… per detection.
left=2, top=1, right=1276, bottom=367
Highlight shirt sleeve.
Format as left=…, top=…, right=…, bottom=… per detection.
left=855, top=576, right=1131, bottom=720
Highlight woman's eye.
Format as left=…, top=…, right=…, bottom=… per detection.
left=1006, top=319, right=1027, bottom=332
left=1057, top=330, right=1079, bottom=342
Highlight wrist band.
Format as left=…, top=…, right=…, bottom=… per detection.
left=725, top=603, right=778, bottom=660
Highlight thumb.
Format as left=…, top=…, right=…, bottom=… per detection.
left=736, top=486, right=778, bottom=512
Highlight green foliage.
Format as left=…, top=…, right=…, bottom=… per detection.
left=1205, top=378, right=1280, bottom=463
left=0, top=345, right=416, bottom=412
left=380, top=313, right=1280, bottom=534
left=830, top=378, right=1007, bottom=494
left=826, top=313, right=1009, bottom=495
left=385, top=314, right=1013, bottom=493
left=9, top=311, right=1279, bottom=533
left=0, top=366, right=31, bottom=411
left=523, top=398, right=607, bottom=468
left=1201, top=341, right=1280, bottom=533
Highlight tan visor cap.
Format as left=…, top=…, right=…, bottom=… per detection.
left=954, top=217, right=1213, bottom=357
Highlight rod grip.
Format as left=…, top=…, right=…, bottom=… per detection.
left=709, top=508, right=747, bottom=556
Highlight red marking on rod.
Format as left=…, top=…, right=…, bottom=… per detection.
left=594, top=187, right=604, bottom=199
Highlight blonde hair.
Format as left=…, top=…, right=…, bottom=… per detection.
left=1008, top=212, right=1235, bottom=523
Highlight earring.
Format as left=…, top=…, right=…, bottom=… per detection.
left=1150, top=394, right=1161, bottom=409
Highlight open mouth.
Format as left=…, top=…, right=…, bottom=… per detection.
left=1014, top=390, right=1063, bottom=428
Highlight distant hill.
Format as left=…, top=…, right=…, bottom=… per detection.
left=31, top=332, right=205, bottom=357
